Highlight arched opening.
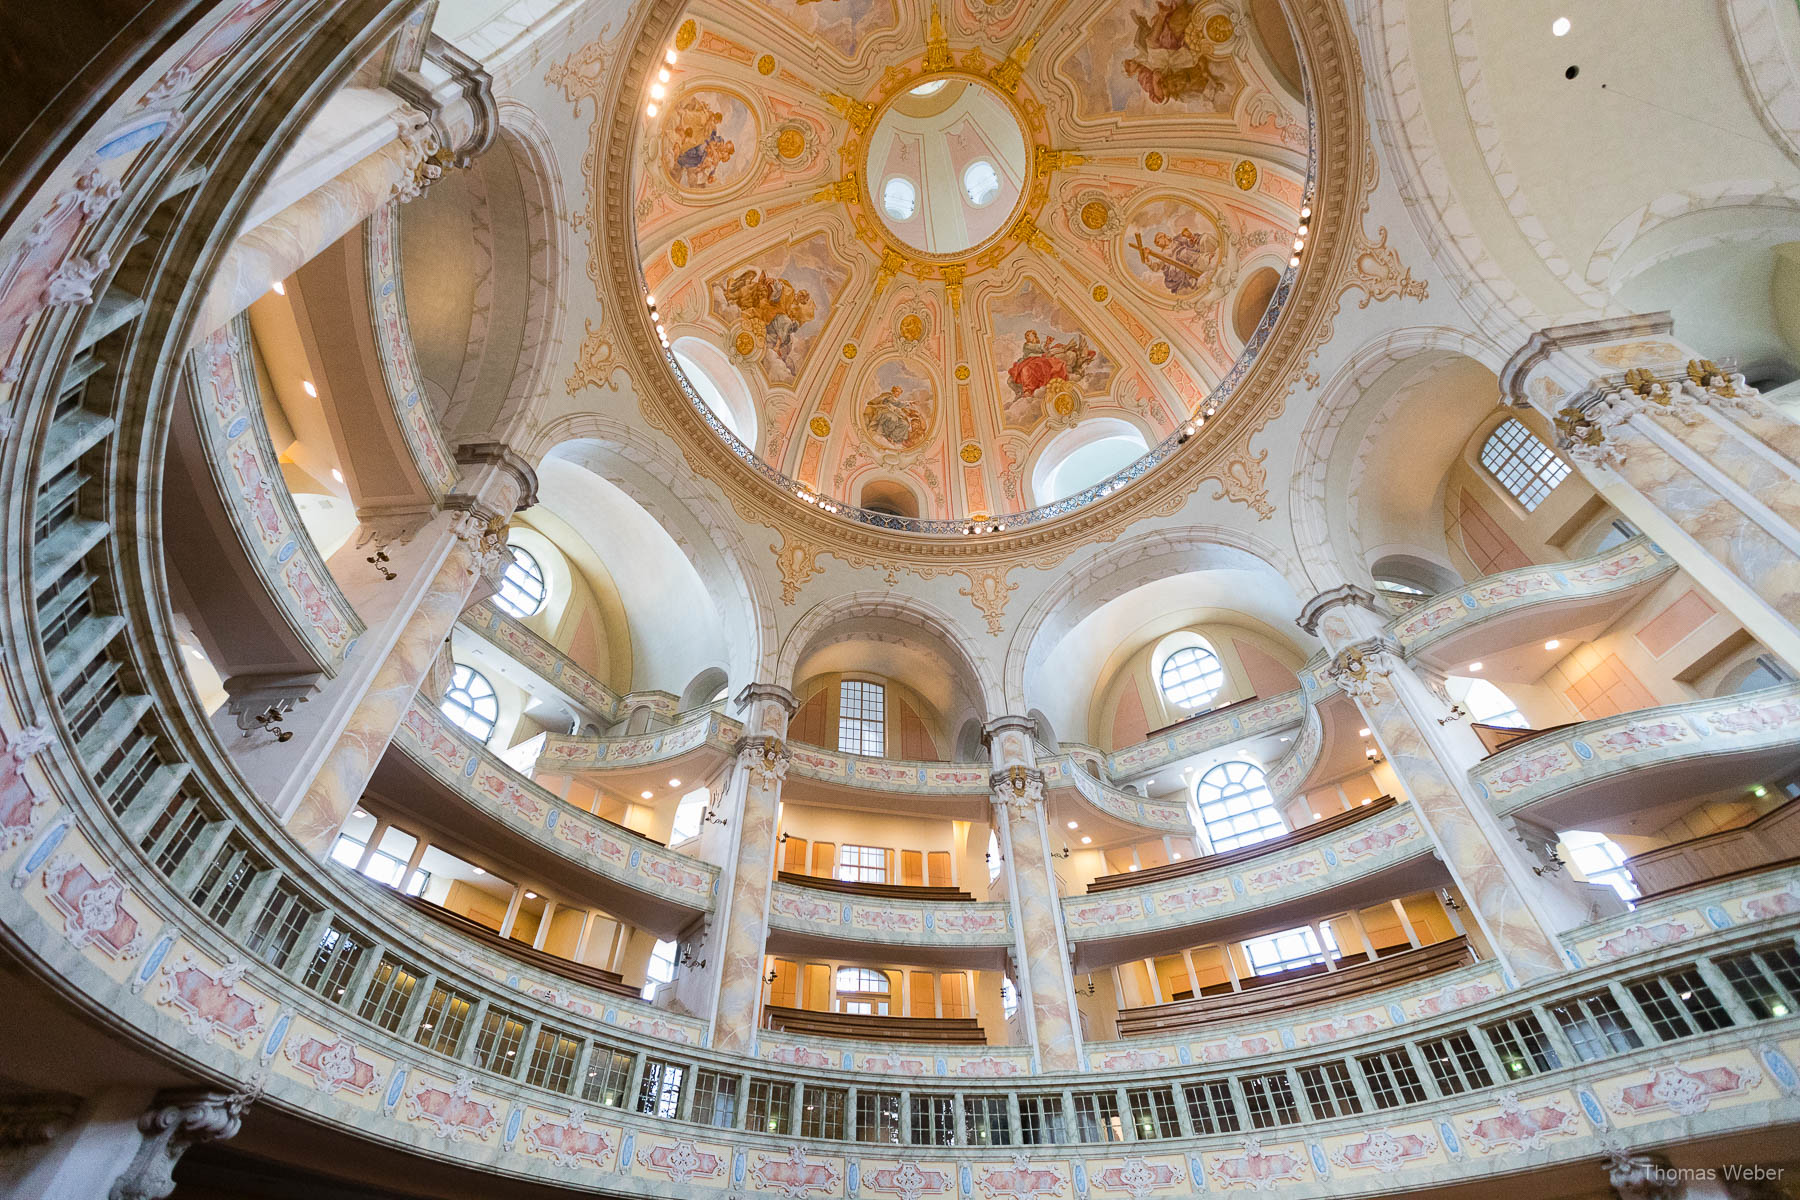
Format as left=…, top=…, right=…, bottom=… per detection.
left=1030, top=418, right=1149, bottom=505
left=1232, top=265, right=1282, bottom=343
left=1194, top=760, right=1286, bottom=853
left=671, top=335, right=758, bottom=445
left=1368, top=552, right=1462, bottom=600
left=860, top=477, right=922, bottom=518
left=680, top=666, right=731, bottom=711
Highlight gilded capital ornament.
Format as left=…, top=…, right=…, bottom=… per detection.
left=738, top=736, right=790, bottom=786
left=989, top=764, right=1045, bottom=819
left=1325, top=638, right=1395, bottom=704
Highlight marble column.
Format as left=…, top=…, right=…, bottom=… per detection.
left=1503, top=315, right=1800, bottom=665
left=708, top=683, right=799, bottom=1054
left=986, top=714, right=1082, bottom=1072
left=1299, top=588, right=1572, bottom=985
left=286, top=464, right=525, bottom=855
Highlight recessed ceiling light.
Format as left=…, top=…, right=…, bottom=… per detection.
left=330, top=468, right=343, bottom=483
left=1468, top=661, right=1483, bottom=672
left=270, top=280, right=286, bottom=295
left=525, top=891, right=537, bottom=899
left=1080, top=836, right=1091, bottom=845
left=1360, top=798, right=1371, bottom=805
left=1171, top=853, right=1182, bottom=861
left=649, top=82, right=665, bottom=99
left=640, top=790, right=654, bottom=799
left=1544, top=639, right=1561, bottom=651
left=665, top=48, right=678, bottom=64
left=668, top=778, right=682, bottom=788
left=1552, top=16, right=1570, bottom=36
left=1127, top=864, right=1138, bottom=872
left=1358, top=727, right=1370, bottom=737
left=646, top=102, right=658, bottom=116
left=473, top=866, right=486, bottom=875
left=301, top=380, right=317, bottom=398
left=352, top=809, right=366, bottom=819
left=1312, top=812, right=1321, bottom=820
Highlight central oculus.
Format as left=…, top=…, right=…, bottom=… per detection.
left=865, top=76, right=1030, bottom=257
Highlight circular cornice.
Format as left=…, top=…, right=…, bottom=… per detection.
left=594, top=0, right=1369, bottom=570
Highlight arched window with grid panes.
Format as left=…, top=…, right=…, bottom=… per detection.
left=1159, top=641, right=1225, bottom=711
left=441, top=664, right=499, bottom=743
left=1480, top=418, right=1571, bottom=512
left=494, top=546, right=547, bottom=618
left=1194, top=760, right=1286, bottom=853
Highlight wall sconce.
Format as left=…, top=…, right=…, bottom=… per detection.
left=1077, top=978, right=1097, bottom=996
left=248, top=705, right=294, bottom=743
left=366, top=546, right=396, bottom=581
left=1436, top=703, right=1468, bottom=726
left=701, top=807, right=727, bottom=827
left=1052, top=847, right=1072, bottom=859
left=765, top=969, right=779, bottom=984
left=680, top=950, right=707, bottom=969
left=1364, top=745, right=1382, bottom=765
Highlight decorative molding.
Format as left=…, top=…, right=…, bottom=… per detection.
left=108, top=1087, right=256, bottom=1200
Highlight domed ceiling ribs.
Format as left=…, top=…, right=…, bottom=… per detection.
left=632, top=0, right=1312, bottom=523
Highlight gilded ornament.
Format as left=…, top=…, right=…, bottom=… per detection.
left=842, top=342, right=858, bottom=359
left=1080, top=200, right=1111, bottom=231
left=675, top=19, right=698, bottom=50
left=1234, top=160, right=1258, bottom=190
left=745, top=208, right=762, bottom=228
left=924, top=3, right=952, bottom=71
left=669, top=240, right=689, bottom=268
left=777, top=127, right=808, bottom=161
left=1047, top=378, right=1079, bottom=417
left=757, top=54, right=776, bottom=75
left=1205, top=13, right=1235, bottom=41
left=809, top=416, right=832, bottom=437
left=960, top=442, right=983, bottom=464
left=1148, top=340, right=1171, bottom=365
left=1092, top=283, right=1109, bottom=302
left=954, top=364, right=971, bottom=382
left=899, top=313, right=924, bottom=342
left=1144, top=151, right=1164, bottom=171
left=733, top=329, right=756, bottom=356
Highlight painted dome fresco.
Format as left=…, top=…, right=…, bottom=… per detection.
left=633, top=0, right=1313, bottom=524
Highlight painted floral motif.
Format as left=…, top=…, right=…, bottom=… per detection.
left=854, top=908, right=924, bottom=933
left=1330, top=1129, right=1435, bottom=1173
left=1607, top=1064, right=1761, bottom=1117
left=637, top=1138, right=724, bottom=1183
left=159, top=957, right=264, bottom=1045
left=0, top=725, right=50, bottom=850
left=619, top=1015, right=695, bottom=1044
left=772, top=892, right=837, bottom=923
left=1208, top=1138, right=1307, bottom=1190
left=1097, top=1047, right=1173, bottom=1071
left=956, top=1055, right=1023, bottom=1077
left=975, top=1155, right=1062, bottom=1199
left=1158, top=881, right=1229, bottom=912
left=766, top=1043, right=831, bottom=1069
left=935, top=910, right=1007, bottom=935
left=1068, top=899, right=1140, bottom=925
left=1339, top=817, right=1419, bottom=861
left=285, top=1035, right=382, bottom=1095
left=1245, top=857, right=1322, bottom=892
left=754, top=1146, right=841, bottom=1198
left=408, top=1076, right=498, bottom=1141
left=40, top=856, right=145, bottom=958
left=1485, top=749, right=1576, bottom=796
left=1094, top=1157, right=1186, bottom=1198
left=1195, top=1033, right=1277, bottom=1062
left=1708, top=697, right=1800, bottom=735
left=1742, top=881, right=1800, bottom=921
left=1410, top=980, right=1498, bottom=1018
left=1592, top=721, right=1690, bottom=755
left=1590, top=921, right=1694, bottom=962
left=865, top=1160, right=952, bottom=1200
left=859, top=1052, right=928, bottom=1075
left=1462, top=1093, right=1579, bottom=1152
left=524, top=1109, right=613, bottom=1168
left=1302, top=1013, right=1381, bottom=1044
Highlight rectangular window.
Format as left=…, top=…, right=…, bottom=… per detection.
left=139, top=793, right=218, bottom=876
left=637, top=1060, right=688, bottom=1119
left=800, top=1085, right=847, bottom=1140
left=747, top=1079, right=794, bottom=1134
left=189, top=835, right=263, bottom=924
left=526, top=1026, right=582, bottom=1092
left=472, top=1007, right=528, bottom=1076
left=1072, top=1091, right=1124, bottom=1143
left=1242, top=925, right=1338, bottom=976
left=1127, top=1087, right=1182, bottom=1139
left=244, top=883, right=316, bottom=969
left=1018, top=1094, right=1068, bottom=1146
left=688, top=1070, right=740, bottom=1128
left=414, top=984, right=475, bottom=1057
left=836, top=844, right=887, bottom=884
left=837, top=680, right=885, bottom=756
left=1718, top=948, right=1800, bottom=1020
left=962, top=1095, right=1012, bottom=1147
left=1357, top=1048, right=1428, bottom=1109
left=1419, top=1032, right=1493, bottom=1095
left=1182, top=1080, right=1240, bottom=1135
left=1240, top=1072, right=1300, bottom=1128
left=909, top=1094, right=955, bottom=1146
left=1550, top=991, right=1643, bottom=1061
left=302, top=925, right=367, bottom=1005
left=357, top=955, right=420, bottom=1033
left=1483, top=1012, right=1561, bottom=1078
left=856, top=1090, right=902, bottom=1144
left=1297, top=1061, right=1362, bottom=1119
left=582, top=1048, right=635, bottom=1108
left=1628, top=968, right=1735, bottom=1041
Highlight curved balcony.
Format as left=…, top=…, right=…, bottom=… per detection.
left=764, top=878, right=1014, bottom=966
left=465, top=599, right=684, bottom=728
left=1471, top=682, right=1800, bottom=830
left=1061, top=800, right=1436, bottom=967
left=1105, top=691, right=1307, bottom=782
left=388, top=698, right=717, bottom=933
left=533, top=708, right=740, bottom=775
left=1041, top=754, right=1195, bottom=832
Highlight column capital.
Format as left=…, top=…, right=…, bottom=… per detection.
left=734, top=681, right=800, bottom=717
left=1600, top=1140, right=1678, bottom=1200
left=454, top=442, right=538, bottom=510
left=989, top=764, right=1046, bottom=819
left=981, top=714, right=1039, bottom=766
left=735, top=735, right=790, bottom=786
left=1296, top=584, right=1384, bottom=637
left=1499, top=311, right=1675, bottom=406
left=1323, top=637, right=1404, bottom=704
left=109, top=1086, right=255, bottom=1200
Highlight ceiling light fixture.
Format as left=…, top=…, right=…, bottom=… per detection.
left=1289, top=255, right=1301, bottom=267
left=473, top=866, right=486, bottom=875
left=1066, top=821, right=1078, bottom=829
left=1544, top=639, right=1561, bottom=650
left=331, top=468, right=343, bottom=483
left=270, top=280, right=286, bottom=295
left=1358, top=727, right=1370, bottom=737
left=658, top=68, right=671, bottom=83
left=669, top=778, right=682, bottom=787
left=1080, top=836, right=1091, bottom=845
left=301, top=380, right=317, bottom=398
left=666, top=48, right=679, bottom=64
left=649, top=83, right=665, bottom=100
left=640, top=789, right=654, bottom=799
left=646, top=102, right=658, bottom=117
left=1468, top=661, right=1483, bottom=672
left=1552, top=16, right=1570, bottom=36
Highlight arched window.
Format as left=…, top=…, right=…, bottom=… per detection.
left=441, top=664, right=499, bottom=743
left=963, top=160, right=1000, bottom=207
left=1160, top=643, right=1225, bottom=711
left=1031, top=418, right=1148, bottom=504
left=494, top=546, right=547, bottom=618
left=1462, top=678, right=1527, bottom=729
left=837, top=679, right=885, bottom=756
left=672, top=338, right=757, bottom=445
left=1560, top=831, right=1639, bottom=901
left=642, top=938, right=678, bottom=1000
left=1243, top=924, right=1339, bottom=976
left=882, top=176, right=917, bottom=221
left=836, top=967, right=890, bottom=1014
left=1480, top=418, right=1571, bottom=512
left=1194, top=761, right=1285, bottom=852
